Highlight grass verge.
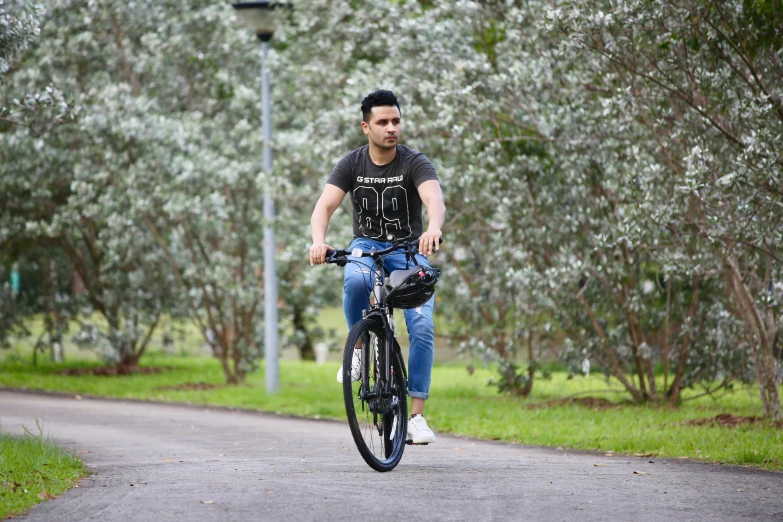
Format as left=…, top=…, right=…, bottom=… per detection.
left=0, top=423, right=87, bottom=519
left=1, top=353, right=782, bottom=471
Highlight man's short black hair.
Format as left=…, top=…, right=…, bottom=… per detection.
left=361, top=90, right=401, bottom=122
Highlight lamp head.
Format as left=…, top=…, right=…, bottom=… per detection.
left=231, top=1, right=290, bottom=41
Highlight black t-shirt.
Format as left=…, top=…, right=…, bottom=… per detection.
left=327, top=145, right=439, bottom=240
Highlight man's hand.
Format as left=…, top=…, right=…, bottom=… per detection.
left=310, top=242, right=334, bottom=266
left=418, top=229, right=442, bottom=256
left=416, top=180, right=445, bottom=257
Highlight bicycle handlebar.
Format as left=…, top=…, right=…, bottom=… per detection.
left=325, top=237, right=443, bottom=265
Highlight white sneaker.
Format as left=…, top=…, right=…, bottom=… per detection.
left=336, top=349, right=362, bottom=384
left=407, top=415, right=436, bottom=444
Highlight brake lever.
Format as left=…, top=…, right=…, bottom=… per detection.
left=326, top=249, right=348, bottom=267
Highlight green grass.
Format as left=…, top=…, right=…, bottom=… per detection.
left=1, top=353, right=782, bottom=471
left=0, top=424, right=87, bottom=519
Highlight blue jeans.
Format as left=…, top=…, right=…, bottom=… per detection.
left=343, top=237, right=435, bottom=400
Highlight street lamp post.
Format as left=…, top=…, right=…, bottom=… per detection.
left=231, top=1, right=289, bottom=394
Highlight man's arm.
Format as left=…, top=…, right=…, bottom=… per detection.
left=417, top=179, right=446, bottom=256
left=309, top=184, right=347, bottom=266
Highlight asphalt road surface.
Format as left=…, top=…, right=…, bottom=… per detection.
left=2, top=390, right=782, bottom=521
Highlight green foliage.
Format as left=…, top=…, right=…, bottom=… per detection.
left=474, top=19, right=506, bottom=68
left=488, top=358, right=553, bottom=396
left=742, top=0, right=783, bottom=53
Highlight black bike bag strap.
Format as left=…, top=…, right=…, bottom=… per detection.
left=389, top=266, right=423, bottom=288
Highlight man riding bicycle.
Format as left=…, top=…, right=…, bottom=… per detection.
left=309, top=89, right=446, bottom=445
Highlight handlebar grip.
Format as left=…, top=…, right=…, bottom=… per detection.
left=413, top=237, right=444, bottom=246
left=325, top=248, right=350, bottom=265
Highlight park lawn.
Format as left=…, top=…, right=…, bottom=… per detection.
left=0, top=430, right=87, bottom=519
left=1, top=353, right=782, bottom=471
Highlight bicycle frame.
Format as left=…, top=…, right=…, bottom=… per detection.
left=327, top=240, right=423, bottom=409
left=360, top=254, right=397, bottom=410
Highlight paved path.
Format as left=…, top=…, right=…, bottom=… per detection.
left=1, top=390, right=782, bottom=521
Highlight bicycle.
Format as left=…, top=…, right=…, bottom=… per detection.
left=325, top=238, right=441, bottom=472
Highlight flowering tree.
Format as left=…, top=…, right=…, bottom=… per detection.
left=550, top=0, right=783, bottom=417
left=1, top=1, right=75, bottom=351
left=271, top=0, right=777, bottom=412
left=3, top=0, right=780, bottom=413
left=1, top=0, right=343, bottom=378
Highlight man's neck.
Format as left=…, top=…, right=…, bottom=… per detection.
left=368, top=143, right=397, bottom=166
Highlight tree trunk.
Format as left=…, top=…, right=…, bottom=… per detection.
left=662, top=276, right=673, bottom=394
left=668, top=276, right=700, bottom=405
left=722, top=254, right=782, bottom=420
left=115, top=347, right=140, bottom=374
left=577, top=293, right=644, bottom=402
left=219, top=323, right=241, bottom=384
left=293, top=306, right=315, bottom=361
left=518, top=328, right=537, bottom=398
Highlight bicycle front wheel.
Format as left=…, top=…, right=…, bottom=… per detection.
left=342, top=317, right=407, bottom=472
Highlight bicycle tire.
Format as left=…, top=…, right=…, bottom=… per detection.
left=342, top=317, right=408, bottom=472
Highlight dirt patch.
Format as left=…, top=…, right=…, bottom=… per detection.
left=527, top=397, right=618, bottom=410
left=155, top=381, right=219, bottom=392
left=56, top=366, right=173, bottom=376
left=681, top=413, right=783, bottom=428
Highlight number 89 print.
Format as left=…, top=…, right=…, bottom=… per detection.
left=354, top=185, right=412, bottom=239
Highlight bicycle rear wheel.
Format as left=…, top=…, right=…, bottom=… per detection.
left=342, top=317, right=407, bottom=472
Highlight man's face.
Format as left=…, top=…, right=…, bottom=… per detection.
left=362, top=105, right=401, bottom=150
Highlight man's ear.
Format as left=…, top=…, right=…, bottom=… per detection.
left=361, top=121, right=369, bottom=135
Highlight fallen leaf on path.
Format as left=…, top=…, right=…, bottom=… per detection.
left=676, top=456, right=690, bottom=460
left=266, top=491, right=275, bottom=494
left=633, top=471, right=649, bottom=475
left=593, top=464, right=606, bottom=467
left=604, top=453, right=614, bottom=457
left=161, top=459, right=174, bottom=463
left=219, top=454, right=225, bottom=457
left=634, top=452, right=655, bottom=457
left=737, top=489, right=744, bottom=492
left=38, top=491, right=55, bottom=500
left=201, top=500, right=215, bottom=505
left=73, top=395, right=83, bottom=400
left=77, top=450, right=90, bottom=454
left=453, top=447, right=464, bottom=451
